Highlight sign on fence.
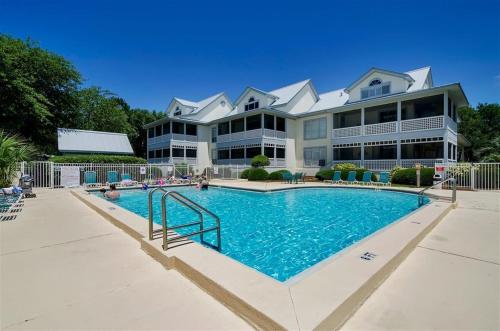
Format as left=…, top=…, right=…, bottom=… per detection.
left=140, top=166, right=146, bottom=175
left=60, top=166, right=80, bottom=188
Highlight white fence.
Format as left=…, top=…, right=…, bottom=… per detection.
left=18, top=162, right=197, bottom=188
left=444, top=163, right=500, bottom=191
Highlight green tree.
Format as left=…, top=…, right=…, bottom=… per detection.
left=458, top=103, right=500, bottom=161
left=124, top=107, right=163, bottom=158
left=0, top=34, right=81, bottom=154
left=0, top=131, right=36, bottom=187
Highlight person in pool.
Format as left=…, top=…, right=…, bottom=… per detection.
left=101, top=184, right=120, bottom=200
left=200, top=177, right=209, bottom=191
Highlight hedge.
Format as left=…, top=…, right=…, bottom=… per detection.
left=315, top=168, right=376, bottom=181
left=268, top=170, right=291, bottom=180
left=240, top=168, right=251, bottom=179
left=50, top=154, right=147, bottom=164
left=247, top=168, right=269, bottom=181
left=391, top=167, right=434, bottom=186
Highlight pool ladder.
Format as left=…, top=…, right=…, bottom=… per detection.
left=148, top=187, right=221, bottom=251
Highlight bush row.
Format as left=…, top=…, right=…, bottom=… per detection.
left=391, top=167, right=434, bottom=186
left=50, top=154, right=147, bottom=164
left=240, top=168, right=292, bottom=181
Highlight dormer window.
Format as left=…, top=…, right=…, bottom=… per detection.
left=174, top=106, right=182, bottom=116
left=244, top=97, right=259, bottom=111
left=361, top=79, right=391, bottom=99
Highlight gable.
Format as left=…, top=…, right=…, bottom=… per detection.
left=234, top=88, right=276, bottom=114
left=347, top=69, right=415, bottom=103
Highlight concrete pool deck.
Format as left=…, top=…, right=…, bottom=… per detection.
left=1, top=182, right=498, bottom=330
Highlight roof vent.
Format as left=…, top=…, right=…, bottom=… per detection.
left=340, top=91, right=343, bottom=97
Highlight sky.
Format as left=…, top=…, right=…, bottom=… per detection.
left=1, top=0, right=499, bottom=111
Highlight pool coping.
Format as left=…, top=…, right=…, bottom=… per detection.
left=71, top=185, right=454, bottom=330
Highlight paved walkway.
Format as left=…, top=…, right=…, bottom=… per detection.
left=0, top=189, right=251, bottom=330
left=341, top=190, right=500, bottom=330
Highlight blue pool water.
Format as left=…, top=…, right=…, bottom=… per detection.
left=0, top=194, right=20, bottom=213
left=96, top=187, right=428, bottom=282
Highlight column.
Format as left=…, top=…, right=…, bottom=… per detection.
left=360, top=143, right=365, bottom=167
left=397, top=140, right=401, bottom=166
left=274, top=115, right=277, bottom=138
left=397, top=101, right=401, bottom=132
left=443, top=91, right=449, bottom=126
left=361, top=108, right=365, bottom=135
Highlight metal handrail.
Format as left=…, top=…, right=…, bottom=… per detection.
left=148, top=187, right=169, bottom=240
left=418, top=177, right=457, bottom=206
left=160, top=190, right=221, bottom=251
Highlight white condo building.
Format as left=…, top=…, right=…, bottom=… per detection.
left=145, top=66, right=468, bottom=174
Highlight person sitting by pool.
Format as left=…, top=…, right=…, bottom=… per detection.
left=104, top=184, right=120, bottom=200
left=201, top=177, right=209, bottom=191
left=141, top=182, right=149, bottom=190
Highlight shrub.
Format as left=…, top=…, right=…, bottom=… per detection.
left=240, top=168, right=251, bottom=179
left=50, top=154, right=147, bottom=164
left=333, top=163, right=358, bottom=171
left=268, top=169, right=291, bottom=180
left=315, top=169, right=335, bottom=181
left=247, top=168, right=269, bottom=181
left=391, top=167, right=434, bottom=186
left=250, top=154, right=270, bottom=167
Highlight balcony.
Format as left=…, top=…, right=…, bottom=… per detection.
left=216, top=158, right=286, bottom=167
left=331, top=159, right=444, bottom=170
left=400, top=115, right=444, bottom=132
left=332, top=126, right=362, bottom=138
left=217, top=129, right=287, bottom=143
left=364, top=122, right=397, bottom=135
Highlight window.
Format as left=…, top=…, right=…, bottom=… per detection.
left=365, top=103, right=397, bottom=124
left=453, top=104, right=457, bottom=122
left=361, top=80, right=391, bottom=99
left=333, top=147, right=361, bottom=160
left=172, top=148, right=184, bottom=157
left=218, top=149, right=229, bottom=159
left=148, top=128, right=154, bottom=138
left=162, top=149, right=170, bottom=158
left=218, top=122, right=229, bottom=135
left=304, top=146, right=327, bottom=166
left=148, top=150, right=154, bottom=158
left=304, top=117, right=327, bottom=140
left=174, top=106, right=182, bottom=116
left=364, top=145, right=397, bottom=159
left=155, top=125, right=162, bottom=137
left=448, top=142, right=453, bottom=159
left=246, top=114, right=261, bottom=130
left=211, top=127, right=217, bottom=143
left=244, top=97, right=259, bottom=111
left=230, top=148, right=244, bottom=159
left=155, top=149, right=162, bottom=158
left=276, top=148, right=285, bottom=158
left=172, top=122, right=184, bottom=134
left=401, top=142, right=443, bottom=159
left=231, top=118, right=244, bottom=133
left=186, top=124, right=197, bottom=136
left=246, top=147, right=261, bottom=159
left=276, top=117, right=286, bottom=132
left=186, top=149, right=197, bottom=158
left=163, top=122, right=170, bottom=134
left=264, top=147, right=274, bottom=158
left=264, top=114, right=274, bottom=130
left=334, top=109, right=361, bottom=128
left=401, top=94, right=444, bottom=120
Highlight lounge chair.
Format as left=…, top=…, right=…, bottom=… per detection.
left=293, top=172, right=304, bottom=184
left=360, top=171, right=373, bottom=185
left=376, top=172, right=391, bottom=186
left=107, top=171, right=120, bottom=186
left=84, top=171, right=100, bottom=188
left=332, top=170, right=342, bottom=184
left=346, top=170, right=358, bottom=185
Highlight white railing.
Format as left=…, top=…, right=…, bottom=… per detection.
left=363, top=159, right=398, bottom=170
left=400, top=159, right=443, bottom=168
left=18, top=162, right=199, bottom=188
left=400, top=115, right=444, bottom=132
left=445, top=163, right=500, bottom=191
left=364, top=121, right=397, bottom=135
left=332, top=126, right=362, bottom=138
left=217, top=129, right=287, bottom=142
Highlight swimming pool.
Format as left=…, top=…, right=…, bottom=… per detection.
left=96, top=186, right=428, bottom=282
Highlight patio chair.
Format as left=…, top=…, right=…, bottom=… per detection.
left=332, top=170, right=342, bottom=184
left=107, top=171, right=120, bottom=186
left=293, top=172, right=304, bottom=184
left=376, top=172, right=391, bottom=186
left=84, top=171, right=100, bottom=188
left=282, top=172, right=294, bottom=184
left=360, top=171, right=373, bottom=185
left=346, top=170, right=358, bottom=185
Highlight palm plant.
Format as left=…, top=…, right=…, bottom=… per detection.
left=0, top=131, right=36, bottom=187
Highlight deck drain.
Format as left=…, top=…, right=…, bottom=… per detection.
left=360, top=252, right=377, bottom=261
